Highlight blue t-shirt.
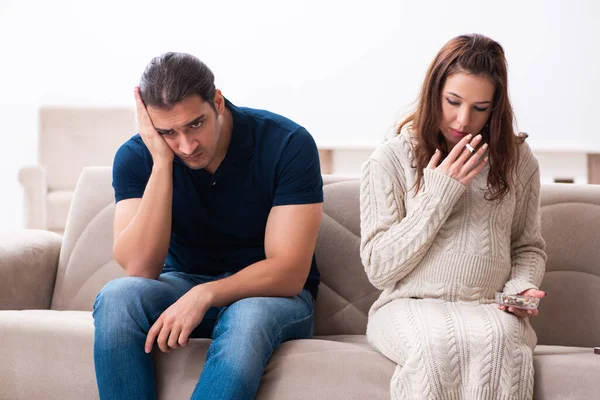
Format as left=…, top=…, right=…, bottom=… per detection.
left=112, top=99, right=323, bottom=298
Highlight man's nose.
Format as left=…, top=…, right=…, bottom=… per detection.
left=179, top=135, right=197, bottom=155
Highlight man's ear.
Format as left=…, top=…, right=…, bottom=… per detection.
left=214, top=89, right=224, bottom=115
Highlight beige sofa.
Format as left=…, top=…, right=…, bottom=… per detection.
left=1, top=167, right=599, bottom=399
left=18, top=108, right=136, bottom=233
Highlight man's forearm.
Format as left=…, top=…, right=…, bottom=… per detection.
left=114, top=162, right=173, bottom=278
left=202, top=258, right=310, bottom=308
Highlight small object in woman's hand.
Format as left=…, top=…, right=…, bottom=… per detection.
left=496, top=292, right=540, bottom=310
left=594, top=347, right=600, bottom=355
left=465, top=143, right=475, bottom=153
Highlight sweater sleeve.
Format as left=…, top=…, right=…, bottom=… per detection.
left=503, top=159, right=547, bottom=295
left=360, top=157, right=466, bottom=290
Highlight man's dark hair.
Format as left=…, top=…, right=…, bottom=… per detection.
left=139, top=52, right=216, bottom=111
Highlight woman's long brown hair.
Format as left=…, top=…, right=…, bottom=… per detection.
left=398, top=33, right=526, bottom=201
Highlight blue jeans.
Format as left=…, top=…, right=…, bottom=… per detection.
left=93, top=271, right=315, bottom=400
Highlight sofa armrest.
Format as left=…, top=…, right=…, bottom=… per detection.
left=18, top=165, right=48, bottom=230
left=0, top=230, right=62, bottom=310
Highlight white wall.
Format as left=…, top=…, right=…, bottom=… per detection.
left=1, top=0, right=599, bottom=231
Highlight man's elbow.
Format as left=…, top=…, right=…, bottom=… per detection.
left=124, top=268, right=160, bottom=280
left=286, top=280, right=306, bottom=297
left=114, top=254, right=161, bottom=280
left=282, top=262, right=311, bottom=297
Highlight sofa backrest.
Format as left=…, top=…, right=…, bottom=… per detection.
left=50, top=167, right=123, bottom=311
left=39, top=107, right=136, bottom=191
left=51, top=167, right=600, bottom=347
left=532, top=183, right=600, bottom=347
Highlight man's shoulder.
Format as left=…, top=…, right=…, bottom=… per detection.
left=235, top=104, right=317, bottom=159
left=113, top=134, right=152, bottom=175
left=118, top=134, right=145, bottom=152
left=115, top=134, right=149, bottom=162
left=241, top=106, right=303, bottom=133
left=238, top=105, right=312, bottom=150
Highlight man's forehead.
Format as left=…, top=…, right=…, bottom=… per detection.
left=148, top=103, right=210, bottom=131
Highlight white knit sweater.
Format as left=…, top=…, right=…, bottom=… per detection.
left=360, top=132, right=546, bottom=400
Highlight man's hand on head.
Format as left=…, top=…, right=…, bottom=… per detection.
left=134, top=87, right=175, bottom=166
left=145, top=284, right=215, bottom=353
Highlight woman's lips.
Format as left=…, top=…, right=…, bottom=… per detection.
left=450, top=128, right=468, bottom=138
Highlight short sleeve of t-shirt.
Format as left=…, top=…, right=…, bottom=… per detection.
left=112, top=137, right=153, bottom=203
left=273, top=127, right=323, bottom=206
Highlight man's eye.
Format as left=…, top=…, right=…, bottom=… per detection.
left=191, top=121, right=202, bottom=128
left=446, top=98, right=460, bottom=106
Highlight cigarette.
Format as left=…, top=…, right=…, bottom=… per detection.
left=465, top=143, right=475, bottom=153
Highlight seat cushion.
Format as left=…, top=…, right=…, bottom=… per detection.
left=256, top=338, right=395, bottom=400
left=0, top=311, right=394, bottom=400
left=533, top=346, right=600, bottom=399
left=2, top=310, right=598, bottom=400
left=0, top=310, right=96, bottom=399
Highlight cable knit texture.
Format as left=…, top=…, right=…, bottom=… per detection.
left=361, top=132, right=546, bottom=400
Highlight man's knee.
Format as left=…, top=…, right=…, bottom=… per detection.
left=93, top=276, right=164, bottom=324
left=218, top=297, right=279, bottom=337
left=95, top=277, right=151, bottom=307
left=211, top=298, right=284, bottom=363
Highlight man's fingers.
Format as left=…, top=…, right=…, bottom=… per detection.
left=167, top=326, right=182, bottom=350
left=134, top=86, right=141, bottom=101
left=134, top=87, right=154, bottom=129
left=156, top=321, right=172, bottom=353
left=178, top=327, right=192, bottom=347
left=427, top=149, right=442, bottom=169
left=134, top=87, right=146, bottom=112
left=145, top=319, right=163, bottom=353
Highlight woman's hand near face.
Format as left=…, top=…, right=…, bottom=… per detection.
left=427, top=134, right=488, bottom=185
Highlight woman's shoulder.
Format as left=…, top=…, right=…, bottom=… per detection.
left=514, top=138, right=540, bottom=183
left=368, top=130, right=416, bottom=168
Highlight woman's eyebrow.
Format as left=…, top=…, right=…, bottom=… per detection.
left=447, top=92, right=492, bottom=104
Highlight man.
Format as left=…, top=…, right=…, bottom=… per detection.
left=93, top=52, right=323, bottom=400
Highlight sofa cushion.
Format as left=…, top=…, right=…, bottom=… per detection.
left=51, top=169, right=600, bottom=349
left=0, top=310, right=97, bottom=399
left=533, top=348, right=600, bottom=399
left=2, top=310, right=598, bottom=400
left=314, top=179, right=381, bottom=335
left=532, top=184, right=600, bottom=348
left=0, top=310, right=394, bottom=400
left=50, top=167, right=122, bottom=311
left=49, top=170, right=383, bottom=338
